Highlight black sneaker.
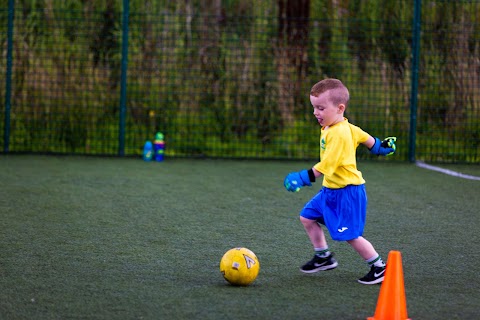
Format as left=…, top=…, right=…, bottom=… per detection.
left=357, top=265, right=386, bottom=285
left=300, top=253, right=338, bottom=273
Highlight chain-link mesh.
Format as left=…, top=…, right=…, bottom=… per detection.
left=1, top=0, right=479, bottom=163
left=418, top=1, right=480, bottom=163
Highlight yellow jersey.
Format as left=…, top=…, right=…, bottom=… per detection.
left=313, top=118, right=370, bottom=189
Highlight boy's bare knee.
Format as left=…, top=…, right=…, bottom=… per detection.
left=347, top=236, right=364, bottom=246
left=300, top=216, right=312, bottom=222
left=347, top=237, right=361, bottom=244
left=300, top=216, right=315, bottom=226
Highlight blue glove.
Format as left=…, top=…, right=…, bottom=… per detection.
left=369, top=137, right=396, bottom=156
left=284, top=169, right=311, bottom=192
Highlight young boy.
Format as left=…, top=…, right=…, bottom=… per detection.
left=283, top=78, right=396, bottom=285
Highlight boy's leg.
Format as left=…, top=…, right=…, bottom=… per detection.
left=300, top=216, right=327, bottom=248
left=347, top=237, right=386, bottom=285
left=347, top=236, right=377, bottom=260
left=299, top=216, right=338, bottom=273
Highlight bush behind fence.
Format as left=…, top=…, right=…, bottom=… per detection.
left=1, top=0, right=479, bottom=163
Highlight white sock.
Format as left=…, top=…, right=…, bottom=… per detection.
left=366, top=255, right=385, bottom=268
left=314, top=247, right=330, bottom=258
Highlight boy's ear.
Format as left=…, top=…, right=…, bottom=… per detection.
left=337, top=104, right=346, bottom=113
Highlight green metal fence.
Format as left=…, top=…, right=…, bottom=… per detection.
left=1, top=0, right=479, bottom=163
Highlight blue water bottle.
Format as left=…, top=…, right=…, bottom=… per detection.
left=143, top=141, right=153, bottom=161
left=153, top=132, right=165, bottom=162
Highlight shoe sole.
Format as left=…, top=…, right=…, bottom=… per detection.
left=357, top=276, right=384, bottom=285
left=300, top=261, right=338, bottom=274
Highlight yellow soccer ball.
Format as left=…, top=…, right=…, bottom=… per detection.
left=220, top=247, right=260, bottom=286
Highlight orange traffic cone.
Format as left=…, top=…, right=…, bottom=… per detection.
left=368, top=250, right=411, bottom=320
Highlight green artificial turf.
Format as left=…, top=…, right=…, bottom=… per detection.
left=1, top=155, right=479, bottom=319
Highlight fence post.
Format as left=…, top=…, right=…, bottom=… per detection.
left=409, top=0, right=422, bottom=162
left=3, top=0, right=14, bottom=153
left=118, top=0, right=130, bottom=156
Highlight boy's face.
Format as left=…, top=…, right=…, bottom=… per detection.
left=310, top=91, right=345, bottom=127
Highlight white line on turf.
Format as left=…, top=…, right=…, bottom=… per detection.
left=416, top=161, right=480, bottom=181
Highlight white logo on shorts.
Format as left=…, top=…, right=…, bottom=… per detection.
left=337, top=227, right=348, bottom=233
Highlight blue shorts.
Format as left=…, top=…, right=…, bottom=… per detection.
left=300, top=184, right=367, bottom=241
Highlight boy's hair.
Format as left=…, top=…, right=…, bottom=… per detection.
left=310, top=78, right=349, bottom=107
